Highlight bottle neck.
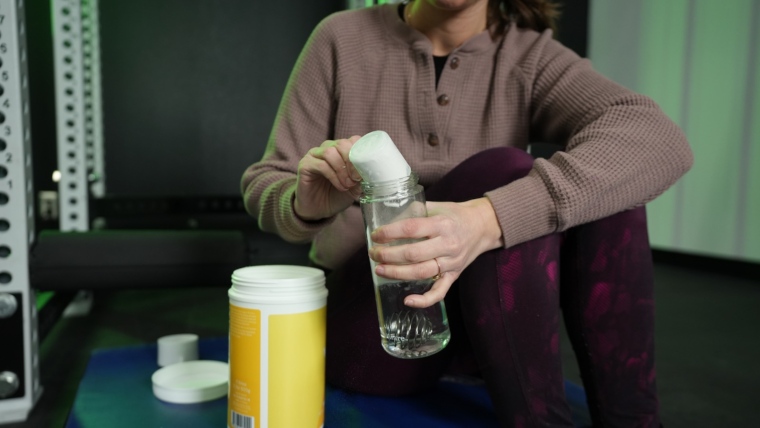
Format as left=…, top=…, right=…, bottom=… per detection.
left=360, top=173, right=419, bottom=200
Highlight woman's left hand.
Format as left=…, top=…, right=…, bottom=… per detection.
left=369, top=197, right=504, bottom=309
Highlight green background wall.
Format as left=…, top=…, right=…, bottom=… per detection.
left=590, top=0, right=759, bottom=263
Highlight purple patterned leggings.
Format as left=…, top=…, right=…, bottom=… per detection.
left=325, top=147, right=660, bottom=427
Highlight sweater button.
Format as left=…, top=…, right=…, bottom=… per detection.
left=437, top=94, right=450, bottom=106
left=427, top=133, right=440, bottom=146
left=450, top=57, right=460, bottom=69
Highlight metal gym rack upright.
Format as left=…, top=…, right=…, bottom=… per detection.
left=0, top=0, right=103, bottom=422
left=0, top=0, right=42, bottom=423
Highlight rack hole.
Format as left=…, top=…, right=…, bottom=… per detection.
left=0, top=219, right=9, bottom=231
left=70, top=213, right=78, bottom=220
left=0, top=166, right=6, bottom=178
left=0, top=272, right=11, bottom=284
left=67, top=151, right=76, bottom=159
left=0, top=140, right=5, bottom=151
left=0, top=113, right=5, bottom=124
left=68, top=182, right=77, bottom=190
left=0, top=246, right=10, bottom=258
left=0, top=193, right=7, bottom=204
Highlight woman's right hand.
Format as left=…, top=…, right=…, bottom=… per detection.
left=294, top=136, right=363, bottom=221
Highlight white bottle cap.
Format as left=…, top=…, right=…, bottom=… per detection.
left=157, top=334, right=199, bottom=367
left=349, top=130, right=411, bottom=183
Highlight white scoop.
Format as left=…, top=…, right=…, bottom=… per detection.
left=349, top=130, right=411, bottom=183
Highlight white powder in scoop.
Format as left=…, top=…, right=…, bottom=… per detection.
left=349, top=130, right=411, bottom=183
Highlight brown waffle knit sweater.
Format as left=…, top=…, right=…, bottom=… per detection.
left=241, top=4, right=693, bottom=270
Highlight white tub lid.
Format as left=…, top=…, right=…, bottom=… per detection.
left=152, top=360, right=228, bottom=404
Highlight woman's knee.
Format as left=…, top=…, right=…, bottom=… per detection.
left=463, top=146, right=534, bottom=180
left=428, top=147, right=534, bottom=202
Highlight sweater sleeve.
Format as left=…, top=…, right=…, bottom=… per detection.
left=240, top=15, right=342, bottom=244
left=486, top=30, right=693, bottom=248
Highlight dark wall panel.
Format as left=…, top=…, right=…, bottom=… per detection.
left=556, top=0, right=589, bottom=58
left=27, top=0, right=57, bottom=208
left=99, top=0, right=343, bottom=197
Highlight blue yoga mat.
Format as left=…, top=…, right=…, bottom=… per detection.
left=66, top=337, right=591, bottom=427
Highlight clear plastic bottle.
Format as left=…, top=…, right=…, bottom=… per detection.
left=359, top=172, right=451, bottom=359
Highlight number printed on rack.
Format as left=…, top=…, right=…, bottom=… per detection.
left=231, top=411, right=253, bottom=428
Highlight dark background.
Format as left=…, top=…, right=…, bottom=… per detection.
left=98, top=0, right=344, bottom=197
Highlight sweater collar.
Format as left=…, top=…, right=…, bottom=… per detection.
left=380, top=3, right=500, bottom=56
